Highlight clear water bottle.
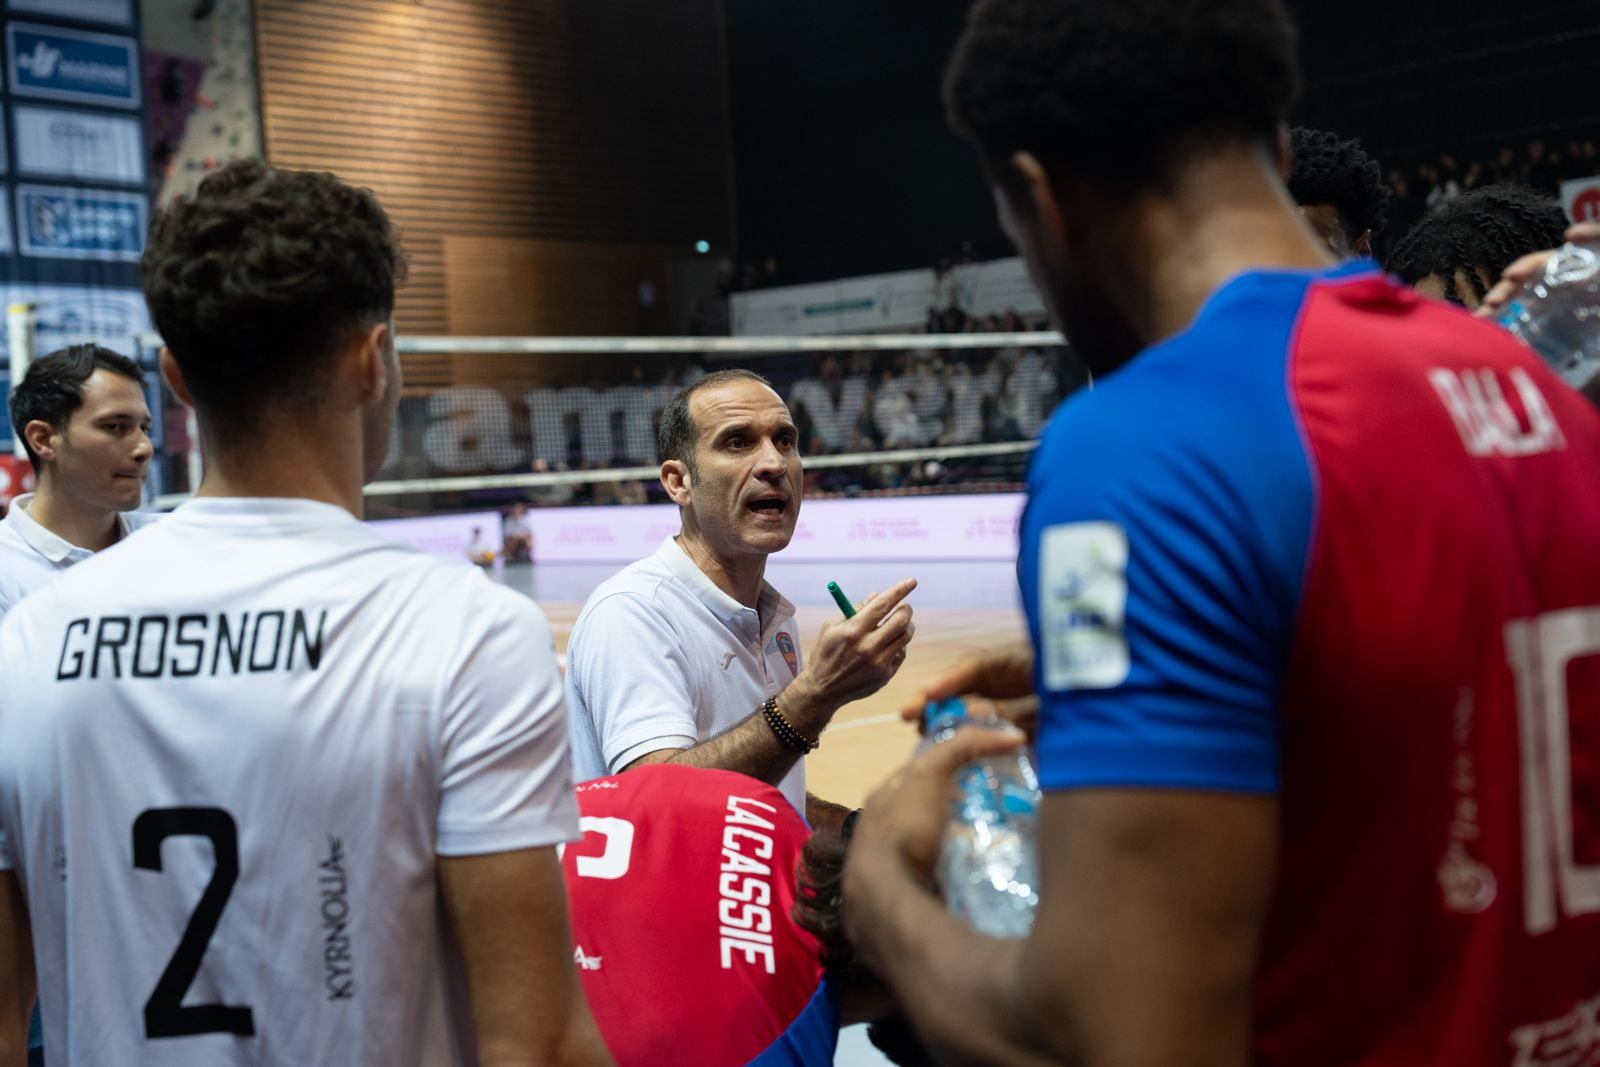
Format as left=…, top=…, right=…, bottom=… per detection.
left=1499, top=241, right=1600, bottom=390
left=920, top=697, right=1041, bottom=938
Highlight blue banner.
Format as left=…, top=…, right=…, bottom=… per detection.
left=15, top=184, right=146, bottom=261
left=8, top=22, right=140, bottom=110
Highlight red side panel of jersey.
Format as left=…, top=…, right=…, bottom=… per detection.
left=562, top=765, right=825, bottom=1067
left=1256, top=277, right=1600, bottom=1065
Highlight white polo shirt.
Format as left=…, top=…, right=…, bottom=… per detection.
left=0, top=497, right=578, bottom=1066
left=565, top=536, right=807, bottom=812
left=0, top=493, right=159, bottom=618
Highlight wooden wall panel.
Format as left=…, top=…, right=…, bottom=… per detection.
left=444, top=235, right=674, bottom=340
left=254, top=0, right=733, bottom=386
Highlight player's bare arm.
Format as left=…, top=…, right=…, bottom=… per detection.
left=844, top=727, right=1278, bottom=1066
left=0, top=872, right=33, bottom=1067
left=623, top=576, right=916, bottom=784
left=441, top=849, right=615, bottom=1067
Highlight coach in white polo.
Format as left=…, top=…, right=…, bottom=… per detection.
left=0, top=344, right=159, bottom=619
left=564, top=368, right=916, bottom=828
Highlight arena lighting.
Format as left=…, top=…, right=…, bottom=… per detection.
left=694, top=239, right=711, bottom=254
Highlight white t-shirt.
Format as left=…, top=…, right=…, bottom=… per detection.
left=564, top=536, right=806, bottom=812
left=0, top=498, right=578, bottom=1066
left=0, top=492, right=159, bottom=617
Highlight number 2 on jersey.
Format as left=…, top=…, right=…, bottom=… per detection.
left=132, top=807, right=256, bottom=1039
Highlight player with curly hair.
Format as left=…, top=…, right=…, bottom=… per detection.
left=0, top=161, right=612, bottom=1066
left=841, top=1, right=1600, bottom=1065
left=1287, top=126, right=1388, bottom=257
left=1388, top=183, right=1570, bottom=307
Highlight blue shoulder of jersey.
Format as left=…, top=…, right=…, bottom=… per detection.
left=744, top=976, right=841, bottom=1067
left=1021, top=264, right=1368, bottom=793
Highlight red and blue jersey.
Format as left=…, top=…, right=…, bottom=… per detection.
left=1020, top=261, right=1600, bottom=1065
left=561, top=765, right=836, bottom=1067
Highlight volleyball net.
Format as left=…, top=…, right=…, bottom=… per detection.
left=143, top=330, right=1083, bottom=517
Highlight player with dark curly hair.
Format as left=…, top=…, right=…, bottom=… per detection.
left=1387, top=183, right=1570, bottom=308
left=841, top=1, right=1600, bottom=1065
left=0, top=161, right=612, bottom=1065
left=1287, top=126, right=1388, bottom=257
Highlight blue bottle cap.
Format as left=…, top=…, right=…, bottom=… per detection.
left=923, top=696, right=968, bottom=734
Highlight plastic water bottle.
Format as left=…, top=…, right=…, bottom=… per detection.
left=920, top=698, right=1041, bottom=938
left=1499, top=241, right=1600, bottom=390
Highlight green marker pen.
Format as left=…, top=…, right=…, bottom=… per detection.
left=827, top=581, right=857, bottom=619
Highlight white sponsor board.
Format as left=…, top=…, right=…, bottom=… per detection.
left=524, top=492, right=1023, bottom=565
left=4, top=283, right=149, bottom=358
left=15, top=183, right=147, bottom=260
left=6, top=0, right=133, bottom=27
left=366, top=510, right=504, bottom=563
left=731, top=257, right=1046, bottom=336
left=1562, top=177, right=1600, bottom=225
left=14, top=105, right=144, bottom=185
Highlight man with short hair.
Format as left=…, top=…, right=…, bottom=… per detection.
left=843, top=1, right=1600, bottom=1064
left=3, top=348, right=159, bottom=1065
left=0, top=160, right=611, bottom=1066
left=0, top=344, right=157, bottom=618
left=1286, top=125, right=1388, bottom=258
left=564, top=368, right=914, bottom=828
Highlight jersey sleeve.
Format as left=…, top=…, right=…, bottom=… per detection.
left=436, top=589, right=579, bottom=855
left=1021, top=369, right=1316, bottom=795
left=567, top=592, right=700, bottom=773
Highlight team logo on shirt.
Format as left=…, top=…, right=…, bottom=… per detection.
left=775, top=632, right=798, bottom=677
left=574, top=946, right=603, bottom=971
left=1039, top=521, right=1130, bottom=690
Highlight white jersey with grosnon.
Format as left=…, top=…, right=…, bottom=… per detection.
left=0, top=497, right=579, bottom=1066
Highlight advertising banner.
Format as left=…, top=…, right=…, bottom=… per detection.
left=524, top=493, right=1024, bottom=565
left=8, top=21, right=140, bottom=109
left=0, top=453, right=34, bottom=508
left=14, top=105, right=143, bottom=185
left=15, top=183, right=146, bottom=260
left=6, top=0, right=134, bottom=29
left=1562, top=177, right=1600, bottom=225
left=731, top=257, right=1047, bottom=336
left=367, top=511, right=505, bottom=563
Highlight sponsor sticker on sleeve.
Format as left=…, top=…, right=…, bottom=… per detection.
left=1039, top=521, right=1129, bottom=690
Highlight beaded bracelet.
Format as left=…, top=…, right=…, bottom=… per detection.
left=760, top=695, right=819, bottom=753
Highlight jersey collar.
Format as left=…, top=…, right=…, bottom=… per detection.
left=2, top=492, right=136, bottom=565
left=656, top=535, right=795, bottom=644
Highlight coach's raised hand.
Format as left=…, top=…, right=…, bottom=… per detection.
left=781, top=576, right=918, bottom=735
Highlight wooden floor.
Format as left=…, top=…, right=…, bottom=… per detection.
left=541, top=602, right=1029, bottom=809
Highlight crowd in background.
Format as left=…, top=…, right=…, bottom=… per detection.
left=1380, top=138, right=1596, bottom=258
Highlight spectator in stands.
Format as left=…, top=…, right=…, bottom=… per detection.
left=932, top=257, right=958, bottom=316
left=528, top=457, right=576, bottom=507
left=1287, top=126, right=1388, bottom=258
left=878, top=389, right=924, bottom=448
left=1388, top=184, right=1570, bottom=308
left=792, top=398, right=819, bottom=455
left=1491, top=146, right=1517, bottom=184
left=853, top=390, right=885, bottom=451
left=979, top=393, right=1019, bottom=444
left=1525, top=140, right=1555, bottom=190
